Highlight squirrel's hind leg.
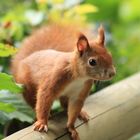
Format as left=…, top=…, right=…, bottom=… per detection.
left=59, top=96, right=69, bottom=110
left=60, top=96, right=89, bottom=123
left=23, top=85, right=36, bottom=109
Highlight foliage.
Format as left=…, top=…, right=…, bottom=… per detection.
left=0, top=90, right=34, bottom=125
left=0, top=42, right=30, bottom=128
left=0, top=43, right=17, bottom=57
left=86, top=0, right=140, bottom=83
left=0, top=0, right=97, bottom=45
left=0, top=73, right=23, bottom=93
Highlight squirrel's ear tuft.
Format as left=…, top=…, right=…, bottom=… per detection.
left=96, top=25, right=105, bottom=47
left=77, top=33, right=90, bottom=55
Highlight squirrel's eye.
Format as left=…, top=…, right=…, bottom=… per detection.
left=88, top=59, right=97, bottom=66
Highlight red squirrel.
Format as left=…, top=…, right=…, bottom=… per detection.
left=11, top=24, right=116, bottom=140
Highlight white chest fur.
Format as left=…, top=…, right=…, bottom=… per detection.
left=61, top=78, right=88, bottom=100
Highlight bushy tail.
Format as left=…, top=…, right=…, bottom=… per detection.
left=11, top=24, right=79, bottom=79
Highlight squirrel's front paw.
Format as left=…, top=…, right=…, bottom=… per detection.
left=33, top=120, right=48, bottom=132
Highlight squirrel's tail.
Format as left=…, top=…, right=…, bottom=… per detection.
left=11, top=24, right=79, bottom=79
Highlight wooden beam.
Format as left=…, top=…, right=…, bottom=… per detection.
left=3, top=73, right=140, bottom=140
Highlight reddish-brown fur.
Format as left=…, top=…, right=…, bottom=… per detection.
left=11, top=24, right=115, bottom=140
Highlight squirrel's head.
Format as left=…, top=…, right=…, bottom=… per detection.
left=75, top=25, right=116, bottom=81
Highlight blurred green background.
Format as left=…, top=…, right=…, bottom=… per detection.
left=0, top=0, right=140, bottom=139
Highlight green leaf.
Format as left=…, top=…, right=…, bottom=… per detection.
left=25, top=10, right=44, bottom=26
left=0, top=102, right=16, bottom=113
left=50, top=0, right=64, bottom=4
left=9, top=111, right=33, bottom=123
left=0, top=43, right=17, bottom=57
left=0, top=73, right=23, bottom=93
left=0, top=134, right=4, bottom=139
left=51, top=100, right=61, bottom=111
left=0, top=111, right=9, bottom=125
left=0, top=91, right=34, bottom=124
left=74, top=4, right=98, bottom=15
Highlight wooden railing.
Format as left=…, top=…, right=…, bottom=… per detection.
left=3, top=73, right=140, bottom=140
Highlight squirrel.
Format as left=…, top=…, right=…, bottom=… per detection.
left=11, top=24, right=116, bottom=140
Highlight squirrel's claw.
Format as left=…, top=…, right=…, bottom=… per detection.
left=71, top=130, right=80, bottom=140
left=78, top=110, right=90, bottom=122
left=33, top=121, right=48, bottom=132
left=67, top=126, right=80, bottom=140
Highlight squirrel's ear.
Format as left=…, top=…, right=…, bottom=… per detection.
left=96, top=25, right=105, bottom=47
left=77, top=33, right=90, bottom=54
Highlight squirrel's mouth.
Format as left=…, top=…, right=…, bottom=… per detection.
left=92, top=76, right=113, bottom=81
left=91, top=71, right=116, bottom=81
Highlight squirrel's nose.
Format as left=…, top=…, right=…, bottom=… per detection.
left=109, top=68, right=116, bottom=78
left=109, top=71, right=115, bottom=77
